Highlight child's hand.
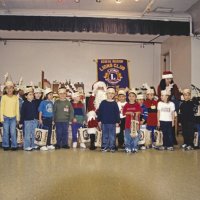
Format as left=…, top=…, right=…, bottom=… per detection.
left=116, top=123, right=119, bottom=127
left=39, top=119, right=43, bottom=125
left=73, top=118, right=77, bottom=123
left=172, top=121, right=175, bottom=127
left=157, top=121, right=160, bottom=128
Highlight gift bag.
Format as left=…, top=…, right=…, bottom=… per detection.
left=194, top=132, right=199, bottom=147
left=130, top=119, right=139, bottom=138
left=138, top=129, right=145, bottom=145
left=95, top=130, right=102, bottom=147
left=16, top=128, right=23, bottom=144
left=0, top=127, right=3, bottom=143
left=79, top=128, right=90, bottom=143
left=51, top=126, right=57, bottom=145
left=154, top=129, right=163, bottom=147
left=144, top=129, right=152, bottom=147
left=34, top=126, right=48, bottom=146
left=116, top=126, right=120, bottom=134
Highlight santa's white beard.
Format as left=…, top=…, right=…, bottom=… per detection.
left=94, top=90, right=107, bottom=110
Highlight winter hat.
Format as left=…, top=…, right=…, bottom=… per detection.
left=118, top=90, right=126, bottom=96
left=44, top=88, right=53, bottom=96
left=162, top=71, right=173, bottom=79
left=106, top=88, right=115, bottom=94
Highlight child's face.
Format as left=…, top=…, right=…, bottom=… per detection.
left=107, top=92, right=115, bottom=100
left=59, top=92, right=67, bottom=100
left=161, top=94, right=168, bottom=102
left=137, top=99, right=144, bottom=105
left=26, top=92, right=34, bottom=101
left=118, top=95, right=126, bottom=102
left=147, top=93, right=154, bottom=100
left=6, top=86, right=14, bottom=96
left=73, top=96, right=81, bottom=102
left=34, top=92, right=42, bottom=99
left=128, top=93, right=136, bottom=102
left=183, top=93, right=191, bottom=101
left=47, top=93, right=53, bottom=100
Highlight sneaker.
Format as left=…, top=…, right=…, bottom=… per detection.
left=33, top=146, right=40, bottom=150
left=167, top=147, right=174, bottom=151
left=11, top=147, right=18, bottom=151
left=47, top=145, right=55, bottom=150
left=101, top=147, right=109, bottom=152
left=110, top=149, right=115, bottom=153
left=3, top=147, right=10, bottom=151
left=40, top=146, right=48, bottom=151
left=24, top=147, right=32, bottom=151
left=140, top=146, right=146, bottom=150
left=158, top=146, right=165, bottom=151
left=55, top=145, right=60, bottom=149
left=89, top=145, right=96, bottom=150
left=125, top=148, right=131, bottom=153
left=72, top=142, right=77, bottom=148
left=134, top=149, right=138, bottom=153
left=181, top=144, right=187, bottom=149
left=62, top=145, right=70, bottom=149
left=80, top=143, right=86, bottom=149
left=186, top=146, right=194, bottom=151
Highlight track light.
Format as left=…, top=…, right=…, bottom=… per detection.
left=116, top=0, right=121, bottom=4
left=96, top=0, right=101, bottom=2
left=75, top=0, right=80, bottom=3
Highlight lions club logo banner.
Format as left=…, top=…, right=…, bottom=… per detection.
left=97, top=59, right=129, bottom=88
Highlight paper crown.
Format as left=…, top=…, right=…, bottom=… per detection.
left=118, top=90, right=126, bottom=96
left=44, top=88, right=53, bottom=96
left=106, top=88, right=115, bottom=94
left=162, top=71, right=173, bottom=79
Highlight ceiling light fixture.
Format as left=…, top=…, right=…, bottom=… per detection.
left=116, top=0, right=121, bottom=4
left=96, top=0, right=101, bottom=2
left=75, top=0, right=80, bottom=3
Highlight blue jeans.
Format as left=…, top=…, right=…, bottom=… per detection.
left=55, top=122, right=69, bottom=147
left=24, top=120, right=38, bottom=149
left=196, top=124, right=200, bottom=146
left=2, top=116, right=17, bottom=148
left=71, top=122, right=82, bottom=142
left=147, top=125, right=156, bottom=142
left=101, top=124, right=116, bottom=150
left=42, top=117, right=53, bottom=146
left=124, top=129, right=139, bottom=151
left=160, top=121, right=173, bottom=147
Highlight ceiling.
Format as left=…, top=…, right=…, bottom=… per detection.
left=0, top=0, right=199, bottom=43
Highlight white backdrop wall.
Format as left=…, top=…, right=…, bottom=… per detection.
left=0, top=40, right=161, bottom=94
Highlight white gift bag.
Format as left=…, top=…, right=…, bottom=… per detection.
left=34, top=127, right=48, bottom=146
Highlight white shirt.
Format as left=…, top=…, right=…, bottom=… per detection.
left=157, top=101, right=175, bottom=122
left=117, top=101, right=127, bottom=118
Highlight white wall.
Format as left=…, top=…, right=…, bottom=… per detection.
left=191, top=37, right=200, bottom=88
left=0, top=40, right=161, bottom=94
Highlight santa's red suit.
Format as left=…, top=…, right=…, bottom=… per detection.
left=87, top=81, right=107, bottom=150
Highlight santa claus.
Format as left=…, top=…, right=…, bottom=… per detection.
left=87, top=81, right=107, bottom=150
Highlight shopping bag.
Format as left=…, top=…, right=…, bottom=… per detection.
left=144, top=129, right=152, bottom=147
left=34, top=126, right=48, bottom=146
left=0, top=127, right=3, bottom=143
left=154, top=129, right=163, bottom=147
left=95, top=130, right=102, bottom=147
left=79, top=127, right=90, bottom=143
left=194, top=132, right=199, bottom=147
left=130, top=119, right=139, bottom=138
left=16, top=128, right=23, bottom=144
left=51, top=126, right=57, bottom=145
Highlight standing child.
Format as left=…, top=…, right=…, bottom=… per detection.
left=0, top=81, right=19, bottom=151
left=123, top=89, right=141, bottom=153
left=71, top=92, right=86, bottom=148
left=117, top=90, right=127, bottom=149
left=20, top=87, right=38, bottom=151
left=144, top=88, right=158, bottom=147
left=98, top=88, right=120, bottom=152
left=53, top=87, right=74, bottom=149
left=179, top=89, right=195, bottom=150
left=157, top=90, right=175, bottom=151
left=38, top=88, right=55, bottom=151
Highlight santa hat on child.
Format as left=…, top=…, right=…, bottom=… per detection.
left=162, top=71, right=173, bottom=79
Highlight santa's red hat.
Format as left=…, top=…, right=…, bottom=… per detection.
left=162, top=71, right=173, bottom=79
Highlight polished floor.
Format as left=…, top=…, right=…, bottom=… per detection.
left=0, top=142, right=200, bottom=200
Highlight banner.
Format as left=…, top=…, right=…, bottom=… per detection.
left=97, top=59, right=129, bottom=88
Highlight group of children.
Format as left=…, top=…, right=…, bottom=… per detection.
left=0, top=79, right=199, bottom=153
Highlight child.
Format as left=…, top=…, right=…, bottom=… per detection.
left=144, top=88, right=158, bottom=147
left=157, top=90, right=175, bottom=151
left=20, top=87, right=38, bottom=151
left=98, top=88, right=120, bottom=152
left=71, top=92, right=86, bottom=148
left=117, top=90, right=127, bottom=149
left=53, top=87, right=74, bottom=149
left=123, top=89, right=141, bottom=153
left=179, top=89, right=195, bottom=150
left=34, top=87, right=43, bottom=119
left=0, top=81, right=19, bottom=151
left=38, top=88, right=55, bottom=151
left=137, top=94, right=148, bottom=150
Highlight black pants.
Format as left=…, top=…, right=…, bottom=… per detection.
left=182, top=122, right=194, bottom=147
left=90, top=134, right=95, bottom=146
left=117, top=118, right=125, bottom=146
left=42, top=117, right=53, bottom=146
left=160, top=121, right=173, bottom=147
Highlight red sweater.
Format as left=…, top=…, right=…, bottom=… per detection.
left=123, top=102, right=141, bottom=129
left=144, top=99, right=158, bottom=126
